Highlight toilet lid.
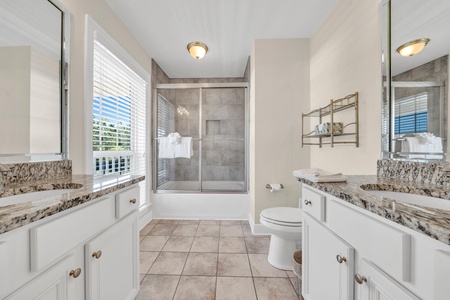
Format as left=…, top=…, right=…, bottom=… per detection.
left=260, top=207, right=302, bottom=224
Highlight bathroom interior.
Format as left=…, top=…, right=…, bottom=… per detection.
left=0, top=0, right=450, bottom=299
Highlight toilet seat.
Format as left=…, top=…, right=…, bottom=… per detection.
left=260, top=207, right=302, bottom=226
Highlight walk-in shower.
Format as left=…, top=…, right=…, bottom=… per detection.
left=153, top=83, right=249, bottom=193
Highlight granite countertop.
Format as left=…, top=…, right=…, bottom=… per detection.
left=0, top=174, right=145, bottom=235
left=298, top=175, right=450, bottom=245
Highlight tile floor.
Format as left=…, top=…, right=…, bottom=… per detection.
left=137, top=219, right=302, bottom=300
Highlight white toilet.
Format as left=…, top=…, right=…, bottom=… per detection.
left=260, top=207, right=303, bottom=270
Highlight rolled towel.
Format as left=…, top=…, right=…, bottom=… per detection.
left=293, top=168, right=347, bottom=182
left=416, top=132, right=435, bottom=144
left=168, top=132, right=181, bottom=144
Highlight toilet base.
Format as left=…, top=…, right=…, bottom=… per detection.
left=267, top=234, right=300, bottom=270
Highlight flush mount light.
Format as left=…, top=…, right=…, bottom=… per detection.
left=396, top=38, right=430, bottom=57
left=187, top=41, right=208, bottom=60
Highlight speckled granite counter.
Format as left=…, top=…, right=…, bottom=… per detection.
left=0, top=174, right=145, bottom=235
left=298, top=175, right=450, bottom=245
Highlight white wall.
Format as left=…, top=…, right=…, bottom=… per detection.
left=310, top=0, right=382, bottom=175
left=249, top=38, right=311, bottom=224
left=58, top=0, right=152, bottom=174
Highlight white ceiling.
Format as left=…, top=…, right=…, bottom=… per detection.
left=105, top=0, right=338, bottom=79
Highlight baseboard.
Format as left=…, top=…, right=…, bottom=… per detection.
left=138, top=203, right=153, bottom=231
left=248, top=212, right=271, bottom=235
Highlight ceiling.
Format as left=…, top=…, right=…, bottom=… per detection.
left=105, top=0, right=338, bottom=79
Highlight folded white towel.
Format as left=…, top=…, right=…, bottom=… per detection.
left=293, top=168, right=347, bottom=182
left=168, top=132, right=181, bottom=144
left=416, top=132, right=435, bottom=144
left=158, top=137, right=175, bottom=158
left=401, top=136, right=443, bottom=159
left=174, top=137, right=193, bottom=158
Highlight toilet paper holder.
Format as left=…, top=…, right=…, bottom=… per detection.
left=265, top=184, right=284, bottom=191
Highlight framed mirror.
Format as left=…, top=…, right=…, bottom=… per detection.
left=382, top=0, right=450, bottom=161
left=0, top=0, right=69, bottom=162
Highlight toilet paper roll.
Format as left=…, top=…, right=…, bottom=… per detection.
left=268, top=183, right=282, bottom=192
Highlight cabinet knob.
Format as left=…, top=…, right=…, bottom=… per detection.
left=92, top=250, right=102, bottom=259
left=130, top=198, right=137, bottom=204
left=69, top=268, right=82, bottom=278
left=304, top=199, right=312, bottom=206
left=336, top=255, right=347, bottom=264
left=354, top=274, right=367, bottom=284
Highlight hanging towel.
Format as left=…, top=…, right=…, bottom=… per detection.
left=158, top=137, right=175, bottom=158
left=293, top=168, right=347, bottom=183
left=168, top=132, right=181, bottom=144
left=174, top=137, right=193, bottom=158
left=401, top=136, right=443, bottom=159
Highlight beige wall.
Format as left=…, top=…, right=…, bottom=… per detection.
left=59, top=0, right=152, bottom=173
left=249, top=39, right=311, bottom=223
left=310, top=0, right=382, bottom=175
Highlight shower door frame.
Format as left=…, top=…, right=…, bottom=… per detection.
left=153, top=82, right=249, bottom=193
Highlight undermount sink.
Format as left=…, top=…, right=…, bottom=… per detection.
left=363, top=189, right=450, bottom=212
left=0, top=189, right=79, bottom=207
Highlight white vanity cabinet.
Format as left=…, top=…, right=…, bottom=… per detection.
left=0, top=184, right=140, bottom=300
left=302, top=185, right=450, bottom=300
left=302, top=213, right=354, bottom=300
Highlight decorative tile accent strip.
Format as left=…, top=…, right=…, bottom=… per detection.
left=377, top=159, right=450, bottom=186
left=297, top=175, right=450, bottom=245
left=0, top=160, right=72, bottom=186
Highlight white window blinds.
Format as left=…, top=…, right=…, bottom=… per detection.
left=394, top=92, right=428, bottom=134
left=92, top=40, right=147, bottom=205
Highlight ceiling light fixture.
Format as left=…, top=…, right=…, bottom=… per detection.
left=396, top=38, right=430, bottom=57
left=187, top=41, right=208, bottom=60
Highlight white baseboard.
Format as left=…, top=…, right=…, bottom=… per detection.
left=248, top=212, right=271, bottom=235
left=138, top=203, right=153, bottom=230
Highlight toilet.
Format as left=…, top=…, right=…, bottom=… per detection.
left=260, top=207, right=303, bottom=270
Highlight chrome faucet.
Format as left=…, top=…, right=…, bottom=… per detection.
left=0, top=163, right=11, bottom=189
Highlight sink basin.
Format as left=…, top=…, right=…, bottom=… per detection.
left=363, top=190, right=450, bottom=212
left=0, top=189, right=78, bottom=207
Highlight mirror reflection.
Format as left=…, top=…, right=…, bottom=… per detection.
left=385, top=0, right=450, bottom=161
left=0, top=0, right=64, bottom=156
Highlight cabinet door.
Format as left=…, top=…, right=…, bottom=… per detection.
left=356, top=259, right=420, bottom=300
left=5, top=255, right=80, bottom=300
left=302, top=213, right=355, bottom=300
left=85, top=212, right=139, bottom=300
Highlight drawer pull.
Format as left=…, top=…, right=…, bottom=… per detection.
left=92, top=250, right=102, bottom=259
left=304, top=199, right=312, bottom=206
left=354, top=274, right=367, bottom=284
left=69, top=268, right=82, bottom=278
left=130, top=198, right=137, bottom=204
left=336, top=255, right=347, bottom=264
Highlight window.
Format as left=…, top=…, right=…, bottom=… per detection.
left=86, top=17, right=148, bottom=207
left=394, top=92, right=428, bottom=135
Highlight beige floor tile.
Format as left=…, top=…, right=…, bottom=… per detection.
left=149, top=219, right=160, bottom=225
left=179, top=220, right=200, bottom=225
left=191, top=236, right=219, bottom=252
left=149, top=223, right=177, bottom=236
left=245, top=237, right=270, bottom=254
left=173, top=276, right=216, bottom=300
left=172, top=224, right=199, bottom=236
left=157, top=219, right=180, bottom=224
left=183, top=253, right=218, bottom=276
left=196, top=224, right=220, bottom=236
left=162, top=236, right=194, bottom=252
left=216, top=277, right=257, bottom=300
left=217, top=253, right=252, bottom=277
left=220, top=225, right=243, bottom=237
left=289, top=276, right=303, bottom=298
left=220, top=220, right=242, bottom=226
left=135, top=275, right=180, bottom=300
left=140, top=223, right=156, bottom=236
left=199, top=220, right=221, bottom=225
left=219, top=237, right=247, bottom=253
left=139, top=235, right=146, bottom=242
left=140, top=236, right=170, bottom=251
left=253, top=277, right=299, bottom=300
left=240, top=220, right=250, bottom=225
left=140, top=251, right=159, bottom=274
left=148, top=252, right=188, bottom=275
left=286, top=270, right=297, bottom=278
left=248, top=254, right=287, bottom=277
left=140, top=274, right=145, bottom=283
left=242, top=224, right=254, bottom=237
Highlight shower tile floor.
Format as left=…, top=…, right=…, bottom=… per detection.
left=137, top=219, right=302, bottom=300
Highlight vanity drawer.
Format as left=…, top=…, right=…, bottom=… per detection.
left=30, top=196, right=115, bottom=272
left=302, top=186, right=326, bottom=222
left=327, top=198, right=411, bottom=282
left=115, top=186, right=140, bottom=219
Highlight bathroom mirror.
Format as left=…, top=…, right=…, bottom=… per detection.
left=0, top=0, right=69, bottom=162
left=382, top=0, right=450, bottom=161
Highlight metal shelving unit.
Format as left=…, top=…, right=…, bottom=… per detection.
left=302, top=92, right=359, bottom=148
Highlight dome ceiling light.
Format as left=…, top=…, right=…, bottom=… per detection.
left=396, top=38, right=430, bottom=57
left=187, top=41, right=208, bottom=60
